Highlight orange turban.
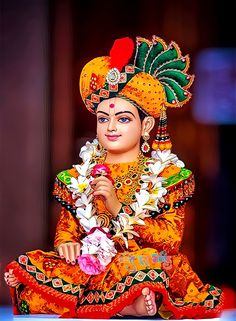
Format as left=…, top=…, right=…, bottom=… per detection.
left=79, top=35, right=194, bottom=118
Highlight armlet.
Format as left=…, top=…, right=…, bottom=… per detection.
left=52, top=169, right=77, bottom=216
left=150, top=168, right=195, bottom=217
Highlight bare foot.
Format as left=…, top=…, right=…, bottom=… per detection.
left=119, top=287, right=157, bottom=316
left=4, top=269, right=20, bottom=287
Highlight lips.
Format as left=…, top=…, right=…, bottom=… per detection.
left=105, top=135, right=121, bottom=141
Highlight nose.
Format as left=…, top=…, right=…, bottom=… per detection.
left=107, top=117, right=117, bottom=132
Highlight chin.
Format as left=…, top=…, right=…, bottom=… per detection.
left=102, top=142, right=122, bottom=151
left=106, top=147, right=124, bottom=154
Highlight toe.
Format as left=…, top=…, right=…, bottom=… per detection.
left=145, top=294, right=151, bottom=300
left=142, top=287, right=150, bottom=296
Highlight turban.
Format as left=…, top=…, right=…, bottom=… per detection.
left=79, top=35, right=194, bottom=118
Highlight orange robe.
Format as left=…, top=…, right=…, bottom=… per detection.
left=6, top=158, right=224, bottom=319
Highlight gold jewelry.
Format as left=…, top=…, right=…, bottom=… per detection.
left=141, top=132, right=150, bottom=153
left=96, top=137, right=106, bottom=154
left=152, top=107, right=172, bottom=151
left=95, top=152, right=149, bottom=205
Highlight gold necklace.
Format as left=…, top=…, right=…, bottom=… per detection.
left=95, top=152, right=150, bottom=204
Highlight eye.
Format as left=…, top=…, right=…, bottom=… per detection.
left=97, top=117, right=109, bottom=123
left=118, top=117, right=131, bottom=123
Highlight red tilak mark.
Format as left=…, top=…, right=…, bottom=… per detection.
left=109, top=103, right=115, bottom=108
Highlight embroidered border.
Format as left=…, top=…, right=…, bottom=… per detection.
left=80, top=269, right=169, bottom=305
left=17, top=255, right=83, bottom=296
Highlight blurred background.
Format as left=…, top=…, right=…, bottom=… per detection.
left=1, top=0, right=236, bottom=306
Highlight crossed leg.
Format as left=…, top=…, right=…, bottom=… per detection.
left=4, top=272, right=161, bottom=317
left=119, top=287, right=160, bottom=316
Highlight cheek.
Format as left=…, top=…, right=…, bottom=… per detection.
left=121, top=122, right=142, bottom=137
left=96, top=123, right=104, bottom=135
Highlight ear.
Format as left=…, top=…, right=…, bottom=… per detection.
left=141, top=116, right=155, bottom=136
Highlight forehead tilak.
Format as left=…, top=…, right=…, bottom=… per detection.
left=108, top=98, right=116, bottom=116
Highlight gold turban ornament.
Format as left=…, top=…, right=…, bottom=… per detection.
left=79, top=35, right=194, bottom=151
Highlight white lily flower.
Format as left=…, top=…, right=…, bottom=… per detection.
left=140, top=182, right=149, bottom=189
left=111, top=221, right=128, bottom=248
left=75, top=192, right=93, bottom=207
left=135, top=190, right=150, bottom=208
left=77, top=176, right=90, bottom=193
left=151, top=149, right=184, bottom=168
left=152, top=185, right=167, bottom=199
left=79, top=142, right=95, bottom=162
left=67, top=177, right=80, bottom=195
left=148, top=160, right=165, bottom=176
left=67, top=177, right=84, bottom=198
left=76, top=203, right=93, bottom=220
left=176, top=159, right=185, bottom=168
left=118, top=213, right=129, bottom=227
left=111, top=220, right=122, bottom=233
left=79, top=216, right=98, bottom=232
left=141, top=174, right=166, bottom=189
left=74, top=160, right=91, bottom=177
left=112, top=215, right=142, bottom=248
left=142, top=194, right=159, bottom=210
left=119, top=212, right=146, bottom=226
left=67, top=175, right=90, bottom=196
left=113, top=216, right=141, bottom=247
left=79, top=139, right=103, bottom=163
left=152, top=177, right=166, bottom=191
left=130, top=202, right=145, bottom=216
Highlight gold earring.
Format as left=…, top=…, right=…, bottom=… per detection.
left=151, top=108, right=172, bottom=152
left=141, top=132, right=150, bottom=153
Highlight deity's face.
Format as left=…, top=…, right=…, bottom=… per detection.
left=96, top=97, right=142, bottom=155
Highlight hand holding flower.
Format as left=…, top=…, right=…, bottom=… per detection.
left=91, top=164, right=121, bottom=217
left=91, top=176, right=122, bottom=217
left=91, top=164, right=113, bottom=181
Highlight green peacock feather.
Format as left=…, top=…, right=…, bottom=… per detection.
left=134, top=35, right=193, bottom=107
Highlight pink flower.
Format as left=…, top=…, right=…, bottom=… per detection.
left=91, top=164, right=111, bottom=177
left=91, top=164, right=114, bottom=183
left=78, top=254, right=106, bottom=275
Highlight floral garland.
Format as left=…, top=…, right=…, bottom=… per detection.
left=67, top=139, right=184, bottom=275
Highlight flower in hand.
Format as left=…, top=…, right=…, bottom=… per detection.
left=91, top=164, right=114, bottom=184
left=91, top=164, right=121, bottom=217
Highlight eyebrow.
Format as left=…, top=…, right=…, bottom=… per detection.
left=96, top=111, right=136, bottom=118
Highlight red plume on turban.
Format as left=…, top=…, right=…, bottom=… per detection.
left=109, top=37, right=134, bottom=71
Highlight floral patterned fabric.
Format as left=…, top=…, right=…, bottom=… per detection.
left=6, top=159, right=224, bottom=319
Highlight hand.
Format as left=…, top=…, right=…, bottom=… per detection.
left=57, top=242, right=81, bottom=265
left=91, top=176, right=122, bottom=217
